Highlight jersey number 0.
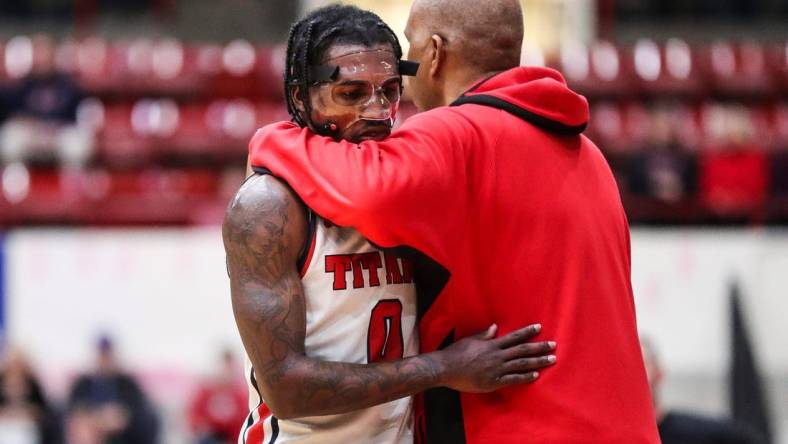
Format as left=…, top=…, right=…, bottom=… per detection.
left=367, top=299, right=404, bottom=362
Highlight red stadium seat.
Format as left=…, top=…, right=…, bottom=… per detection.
left=130, top=98, right=180, bottom=139
left=97, top=102, right=155, bottom=166
left=255, top=45, right=286, bottom=101
left=633, top=38, right=705, bottom=95
left=74, top=37, right=119, bottom=93
left=25, top=169, right=65, bottom=199
left=765, top=41, right=788, bottom=91
left=60, top=168, right=219, bottom=225
left=587, top=101, right=626, bottom=152
left=164, top=102, right=226, bottom=156
left=102, top=168, right=218, bottom=198
left=700, top=40, right=775, bottom=96
left=774, top=103, right=788, bottom=148
left=73, top=38, right=205, bottom=97
left=207, top=40, right=262, bottom=99
left=254, top=102, right=290, bottom=128
left=54, top=38, right=78, bottom=74
left=165, top=100, right=275, bottom=159
left=145, top=39, right=204, bottom=96
left=673, top=103, right=703, bottom=150
left=750, top=105, right=779, bottom=150
left=3, top=35, right=34, bottom=80
left=196, top=44, right=224, bottom=77
left=560, top=41, right=636, bottom=97
left=0, top=168, right=87, bottom=225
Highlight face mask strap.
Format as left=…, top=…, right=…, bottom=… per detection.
left=307, top=65, right=340, bottom=84
left=307, top=58, right=419, bottom=85
left=398, top=60, right=420, bottom=76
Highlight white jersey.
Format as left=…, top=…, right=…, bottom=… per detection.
left=240, top=215, right=419, bottom=444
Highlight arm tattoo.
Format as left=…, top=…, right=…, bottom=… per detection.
left=223, top=174, right=444, bottom=418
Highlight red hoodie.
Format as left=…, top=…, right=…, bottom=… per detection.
left=249, top=67, right=660, bottom=444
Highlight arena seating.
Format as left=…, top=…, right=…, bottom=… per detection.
left=0, top=36, right=786, bottom=225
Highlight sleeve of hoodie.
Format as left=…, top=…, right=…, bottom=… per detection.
left=248, top=108, right=470, bottom=266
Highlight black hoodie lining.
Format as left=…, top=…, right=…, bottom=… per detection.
left=451, top=94, right=587, bottom=136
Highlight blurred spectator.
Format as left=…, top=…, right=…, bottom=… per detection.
left=628, top=104, right=697, bottom=203
left=187, top=349, right=247, bottom=444
left=641, top=337, right=764, bottom=444
left=699, top=105, right=768, bottom=217
left=66, top=335, right=159, bottom=444
left=0, top=346, right=61, bottom=444
left=0, top=34, right=92, bottom=167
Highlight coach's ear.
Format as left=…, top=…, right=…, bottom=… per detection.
left=428, top=34, right=446, bottom=78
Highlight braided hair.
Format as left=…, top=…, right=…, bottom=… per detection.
left=283, top=5, right=403, bottom=131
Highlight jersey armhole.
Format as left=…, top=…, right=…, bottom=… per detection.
left=252, top=166, right=316, bottom=276
left=296, top=211, right=317, bottom=277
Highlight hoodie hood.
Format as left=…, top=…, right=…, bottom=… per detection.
left=451, top=66, right=589, bottom=135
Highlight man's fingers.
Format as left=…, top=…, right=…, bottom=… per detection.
left=501, top=341, right=557, bottom=360
left=494, top=324, right=542, bottom=348
left=496, top=372, right=540, bottom=387
left=502, top=355, right=556, bottom=374
left=483, top=323, right=498, bottom=340
left=473, top=323, right=498, bottom=340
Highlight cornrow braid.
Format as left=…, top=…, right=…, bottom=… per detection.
left=283, top=20, right=306, bottom=127
left=282, top=4, right=404, bottom=133
left=297, top=20, right=316, bottom=129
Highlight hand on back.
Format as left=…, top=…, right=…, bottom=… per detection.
left=438, top=324, right=556, bottom=393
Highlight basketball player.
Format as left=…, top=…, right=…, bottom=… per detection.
left=223, top=6, right=557, bottom=444
left=248, top=0, right=661, bottom=443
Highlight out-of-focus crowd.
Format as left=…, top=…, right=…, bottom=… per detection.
left=0, top=336, right=248, bottom=444
left=1, top=35, right=786, bottom=226
left=590, top=99, right=788, bottom=224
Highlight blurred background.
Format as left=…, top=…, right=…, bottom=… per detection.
left=0, top=0, right=786, bottom=443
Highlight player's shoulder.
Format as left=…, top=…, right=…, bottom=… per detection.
left=229, top=173, right=300, bottom=216
left=223, top=173, right=307, bottom=252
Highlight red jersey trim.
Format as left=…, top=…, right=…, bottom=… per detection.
left=246, top=404, right=271, bottom=444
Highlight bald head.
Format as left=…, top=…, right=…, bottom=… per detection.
left=403, top=0, right=524, bottom=110
left=410, top=0, right=523, bottom=72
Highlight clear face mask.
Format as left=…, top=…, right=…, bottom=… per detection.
left=302, top=49, right=419, bottom=137
left=310, top=49, right=403, bottom=126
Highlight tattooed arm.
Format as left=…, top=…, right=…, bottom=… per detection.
left=223, top=174, right=556, bottom=419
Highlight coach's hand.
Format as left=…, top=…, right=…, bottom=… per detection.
left=437, top=324, right=556, bottom=393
